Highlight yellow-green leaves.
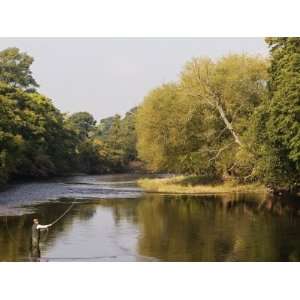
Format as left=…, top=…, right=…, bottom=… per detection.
left=136, top=54, right=268, bottom=180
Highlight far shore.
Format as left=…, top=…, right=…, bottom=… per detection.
left=137, top=175, right=267, bottom=195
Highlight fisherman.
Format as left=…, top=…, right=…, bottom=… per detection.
left=29, top=204, right=74, bottom=261
left=31, top=218, right=52, bottom=247
left=29, top=218, right=52, bottom=261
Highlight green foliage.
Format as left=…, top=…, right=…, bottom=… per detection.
left=121, top=108, right=138, bottom=161
left=97, top=116, right=117, bottom=139
left=136, top=83, right=211, bottom=174
left=136, top=40, right=300, bottom=193
left=67, top=112, right=96, bottom=140
left=63, top=109, right=138, bottom=175
left=0, top=46, right=141, bottom=185
left=136, top=55, right=268, bottom=180
left=252, top=38, right=300, bottom=191
left=3, top=41, right=300, bottom=195
left=95, top=109, right=138, bottom=172
left=0, top=82, right=78, bottom=179
left=77, top=138, right=111, bottom=173
left=0, top=48, right=38, bottom=90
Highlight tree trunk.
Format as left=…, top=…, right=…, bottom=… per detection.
left=215, top=101, right=243, bottom=147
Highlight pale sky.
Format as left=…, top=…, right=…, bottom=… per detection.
left=0, top=38, right=268, bottom=120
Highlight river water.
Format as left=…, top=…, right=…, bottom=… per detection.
left=1, top=174, right=300, bottom=262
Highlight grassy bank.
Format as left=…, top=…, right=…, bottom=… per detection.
left=137, top=175, right=267, bottom=194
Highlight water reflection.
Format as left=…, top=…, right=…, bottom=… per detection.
left=136, top=194, right=300, bottom=261
left=30, top=243, right=41, bottom=262
left=1, top=178, right=300, bottom=261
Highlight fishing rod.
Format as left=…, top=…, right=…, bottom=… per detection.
left=38, top=202, right=75, bottom=242
left=50, top=202, right=75, bottom=226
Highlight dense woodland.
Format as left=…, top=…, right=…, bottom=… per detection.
left=1, top=38, right=300, bottom=194
left=0, top=47, right=137, bottom=185
left=136, top=38, right=300, bottom=193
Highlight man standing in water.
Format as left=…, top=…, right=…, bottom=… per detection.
left=30, top=218, right=52, bottom=261
left=32, top=218, right=52, bottom=246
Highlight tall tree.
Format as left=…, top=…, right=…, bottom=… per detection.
left=180, top=54, right=267, bottom=148
left=136, top=55, right=268, bottom=179
left=67, top=112, right=96, bottom=140
left=0, top=47, right=39, bottom=90
left=97, top=116, right=117, bottom=139
left=121, top=107, right=138, bottom=161
left=253, top=38, right=300, bottom=191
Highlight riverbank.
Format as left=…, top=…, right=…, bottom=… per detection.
left=137, top=175, right=267, bottom=194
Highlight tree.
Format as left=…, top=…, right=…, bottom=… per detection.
left=96, top=111, right=139, bottom=171
left=0, top=47, right=82, bottom=182
left=97, top=116, right=117, bottom=139
left=67, top=112, right=96, bottom=140
left=0, top=89, right=24, bottom=184
left=253, top=38, right=300, bottom=191
left=137, top=84, right=181, bottom=172
left=0, top=46, right=141, bottom=186
left=120, top=107, right=138, bottom=161
left=78, top=138, right=111, bottom=174
left=136, top=55, right=268, bottom=180
left=0, top=47, right=39, bottom=90
left=180, top=54, right=267, bottom=148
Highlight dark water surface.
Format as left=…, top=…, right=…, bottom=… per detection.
left=1, top=174, right=300, bottom=262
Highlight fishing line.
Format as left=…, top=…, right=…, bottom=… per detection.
left=50, top=202, right=75, bottom=226
left=40, top=202, right=75, bottom=242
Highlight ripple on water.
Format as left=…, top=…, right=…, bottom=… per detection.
left=0, top=174, right=143, bottom=215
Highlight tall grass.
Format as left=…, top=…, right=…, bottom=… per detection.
left=137, top=175, right=266, bottom=194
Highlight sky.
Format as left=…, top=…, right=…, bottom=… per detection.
left=0, top=38, right=268, bottom=120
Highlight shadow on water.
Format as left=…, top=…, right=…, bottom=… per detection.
left=2, top=175, right=300, bottom=261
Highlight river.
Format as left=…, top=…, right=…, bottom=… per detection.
left=1, top=174, right=300, bottom=262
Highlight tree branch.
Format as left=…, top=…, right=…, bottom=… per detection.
left=208, top=142, right=235, bottom=162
